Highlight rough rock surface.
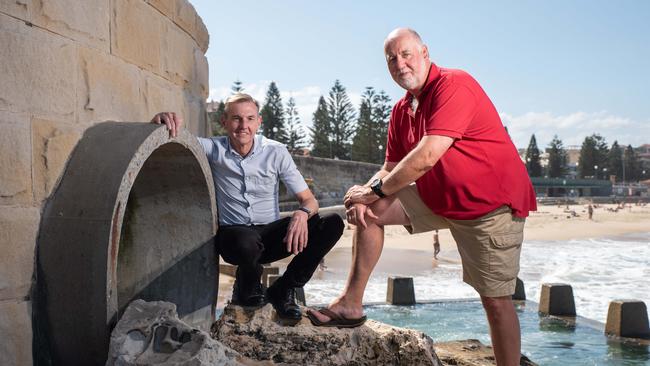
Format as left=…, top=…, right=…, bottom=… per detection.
left=212, top=304, right=442, bottom=366
left=434, top=339, right=538, bottom=366
left=107, top=300, right=255, bottom=366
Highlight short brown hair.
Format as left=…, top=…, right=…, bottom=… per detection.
left=224, top=93, right=260, bottom=117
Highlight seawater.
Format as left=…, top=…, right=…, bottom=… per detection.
left=303, top=232, right=650, bottom=365
left=305, top=232, right=650, bottom=323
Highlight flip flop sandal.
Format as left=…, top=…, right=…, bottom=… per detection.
left=306, top=307, right=367, bottom=328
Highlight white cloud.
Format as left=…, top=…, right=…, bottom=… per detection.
left=501, top=111, right=650, bottom=149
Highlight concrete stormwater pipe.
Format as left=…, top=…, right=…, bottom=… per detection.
left=34, top=123, right=218, bottom=365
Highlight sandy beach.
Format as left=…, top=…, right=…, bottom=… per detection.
left=217, top=203, right=650, bottom=308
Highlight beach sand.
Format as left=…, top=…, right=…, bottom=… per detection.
left=217, top=203, right=650, bottom=308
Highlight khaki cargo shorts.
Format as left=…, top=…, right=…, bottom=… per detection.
left=397, top=184, right=525, bottom=298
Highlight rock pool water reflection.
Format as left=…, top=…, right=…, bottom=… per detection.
left=364, top=301, right=650, bottom=366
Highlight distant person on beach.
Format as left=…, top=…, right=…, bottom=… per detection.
left=307, top=28, right=536, bottom=366
left=588, top=204, right=594, bottom=220
left=151, top=93, right=344, bottom=324
left=433, top=229, right=440, bottom=260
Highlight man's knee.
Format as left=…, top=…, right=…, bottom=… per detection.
left=217, top=227, right=263, bottom=260
left=321, top=213, right=345, bottom=237
left=480, top=295, right=514, bottom=318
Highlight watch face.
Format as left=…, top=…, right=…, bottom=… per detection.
left=370, top=178, right=385, bottom=197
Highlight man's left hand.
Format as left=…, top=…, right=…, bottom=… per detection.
left=344, top=185, right=379, bottom=208
left=283, top=210, right=309, bottom=254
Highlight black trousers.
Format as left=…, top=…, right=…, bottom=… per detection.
left=216, top=213, right=344, bottom=296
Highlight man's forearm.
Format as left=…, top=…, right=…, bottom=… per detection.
left=364, top=169, right=391, bottom=187
left=380, top=135, right=453, bottom=196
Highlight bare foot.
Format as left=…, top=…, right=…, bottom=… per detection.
left=308, top=298, right=364, bottom=322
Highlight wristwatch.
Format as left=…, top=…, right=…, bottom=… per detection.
left=370, top=178, right=387, bottom=198
left=298, top=207, right=312, bottom=215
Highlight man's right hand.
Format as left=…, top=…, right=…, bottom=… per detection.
left=346, top=203, right=378, bottom=229
left=151, top=112, right=183, bottom=138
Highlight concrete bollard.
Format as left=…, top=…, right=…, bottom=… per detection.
left=539, top=283, right=576, bottom=316
left=605, top=300, right=650, bottom=339
left=266, top=273, right=281, bottom=288
left=262, top=265, right=280, bottom=287
left=219, top=263, right=237, bottom=277
left=387, top=276, right=416, bottom=305
left=512, top=277, right=526, bottom=300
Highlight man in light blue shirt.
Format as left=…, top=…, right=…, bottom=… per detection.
left=152, top=93, right=343, bottom=323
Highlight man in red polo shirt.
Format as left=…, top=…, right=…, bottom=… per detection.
left=308, top=28, right=536, bottom=366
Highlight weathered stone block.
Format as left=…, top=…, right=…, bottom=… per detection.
left=0, top=300, right=32, bottom=366
left=605, top=300, right=650, bottom=339
left=387, top=276, right=416, bottom=305
left=111, top=0, right=163, bottom=74
left=78, top=46, right=145, bottom=123
left=0, top=206, right=39, bottom=301
left=0, top=0, right=30, bottom=21
left=193, top=47, right=209, bottom=99
left=184, top=94, right=206, bottom=136
left=194, top=15, right=209, bottom=53
left=539, top=283, right=576, bottom=316
left=31, top=0, right=109, bottom=51
left=173, top=0, right=196, bottom=37
left=0, top=13, right=76, bottom=117
left=0, top=111, right=32, bottom=205
left=144, top=74, right=186, bottom=120
left=146, top=0, right=174, bottom=18
left=161, top=21, right=195, bottom=88
left=31, top=118, right=82, bottom=202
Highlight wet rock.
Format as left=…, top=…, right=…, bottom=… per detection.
left=434, top=339, right=537, bottom=366
left=106, top=300, right=254, bottom=366
left=211, top=304, right=442, bottom=366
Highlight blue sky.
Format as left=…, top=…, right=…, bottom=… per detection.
left=190, top=0, right=650, bottom=149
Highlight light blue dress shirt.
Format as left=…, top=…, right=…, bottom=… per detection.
left=197, top=135, right=309, bottom=226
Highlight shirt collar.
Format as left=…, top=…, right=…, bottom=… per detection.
left=405, top=62, right=441, bottom=101
left=226, top=135, right=263, bottom=158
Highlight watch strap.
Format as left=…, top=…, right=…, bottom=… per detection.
left=371, top=179, right=387, bottom=198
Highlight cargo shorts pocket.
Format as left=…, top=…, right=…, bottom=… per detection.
left=488, top=231, right=523, bottom=281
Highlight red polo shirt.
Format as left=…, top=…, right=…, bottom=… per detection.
left=386, top=63, right=536, bottom=219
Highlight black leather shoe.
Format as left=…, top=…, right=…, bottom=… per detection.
left=267, top=283, right=302, bottom=322
left=232, top=281, right=266, bottom=307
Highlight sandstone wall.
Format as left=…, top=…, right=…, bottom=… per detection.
left=280, top=156, right=382, bottom=209
left=0, top=2, right=209, bottom=364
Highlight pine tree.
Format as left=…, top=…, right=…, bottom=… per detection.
left=326, top=80, right=356, bottom=160
left=285, top=97, right=307, bottom=154
left=209, top=100, right=226, bottom=136
left=593, top=134, right=609, bottom=179
left=310, top=96, right=331, bottom=158
left=351, top=87, right=376, bottom=163
left=578, top=135, right=597, bottom=178
left=373, top=90, right=392, bottom=164
left=606, top=141, right=623, bottom=181
left=260, top=81, right=287, bottom=143
left=351, top=88, right=392, bottom=164
left=579, top=134, right=609, bottom=179
left=547, top=135, right=567, bottom=178
left=623, top=144, right=641, bottom=181
left=231, top=79, right=244, bottom=93
left=525, top=134, right=542, bottom=177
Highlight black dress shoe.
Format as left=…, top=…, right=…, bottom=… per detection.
left=267, top=283, right=302, bottom=321
left=232, top=282, right=267, bottom=307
